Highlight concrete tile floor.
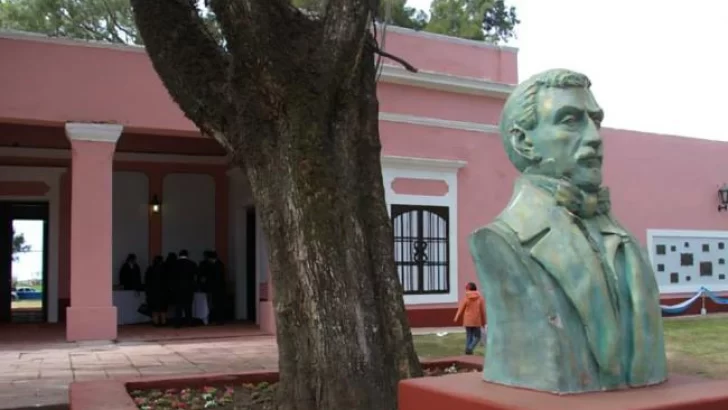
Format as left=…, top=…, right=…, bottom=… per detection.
left=0, top=335, right=278, bottom=409
left=0, top=325, right=459, bottom=409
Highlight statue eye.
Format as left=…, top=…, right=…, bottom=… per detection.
left=560, top=115, right=578, bottom=125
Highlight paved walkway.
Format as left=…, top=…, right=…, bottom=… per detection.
left=0, top=335, right=279, bottom=409
left=0, top=326, right=461, bottom=409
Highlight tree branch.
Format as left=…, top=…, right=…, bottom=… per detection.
left=366, top=37, right=417, bottom=73
left=208, top=0, right=294, bottom=58
left=129, top=0, right=232, bottom=137
left=322, top=0, right=374, bottom=60
left=100, top=0, right=137, bottom=44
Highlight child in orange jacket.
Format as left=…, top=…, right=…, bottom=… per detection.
left=454, top=282, right=486, bottom=355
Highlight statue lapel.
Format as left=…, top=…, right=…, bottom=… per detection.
left=598, top=217, right=668, bottom=385
left=501, top=182, right=621, bottom=376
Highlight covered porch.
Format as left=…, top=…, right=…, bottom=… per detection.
left=0, top=29, right=283, bottom=341
left=0, top=121, right=276, bottom=341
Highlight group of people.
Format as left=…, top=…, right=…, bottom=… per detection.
left=118, top=250, right=227, bottom=327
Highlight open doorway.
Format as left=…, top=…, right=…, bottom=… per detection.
left=0, top=202, right=49, bottom=324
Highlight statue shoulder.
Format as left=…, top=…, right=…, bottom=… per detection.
left=470, top=220, right=521, bottom=254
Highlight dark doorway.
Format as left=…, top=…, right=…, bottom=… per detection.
left=245, top=207, right=257, bottom=321
left=0, top=202, right=49, bottom=324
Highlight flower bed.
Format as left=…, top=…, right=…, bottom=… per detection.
left=126, top=358, right=481, bottom=410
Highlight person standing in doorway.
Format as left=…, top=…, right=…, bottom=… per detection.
left=198, top=250, right=212, bottom=301
left=454, top=282, right=486, bottom=355
left=206, top=250, right=227, bottom=325
left=173, top=249, right=198, bottom=327
left=119, top=253, right=142, bottom=291
left=144, top=255, right=168, bottom=326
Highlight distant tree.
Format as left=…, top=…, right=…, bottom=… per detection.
left=0, top=0, right=139, bottom=43
left=426, top=0, right=519, bottom=43
left=0, top=0, right=518, bottom=45
left=12, top=231, right=31, bottom=262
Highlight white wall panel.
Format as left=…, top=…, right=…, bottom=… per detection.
left=112, top=171, right=149, bottom=285
left=162, top=173, right=216, bottom=263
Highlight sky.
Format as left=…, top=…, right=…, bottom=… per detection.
left=406, top=0, right=726, bottom=141
left=12, top=220, right=44, bottom=282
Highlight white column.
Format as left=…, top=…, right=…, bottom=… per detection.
left=65, top=122, right=123, bottom=342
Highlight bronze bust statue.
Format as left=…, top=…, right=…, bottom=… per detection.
left=469, top=68, right=668, bottom=393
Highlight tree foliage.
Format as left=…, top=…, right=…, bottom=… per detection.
left=12, top=231, right=30, bottom=262
left=0, top=0, right=518, bottom=45
left=427, top=0, right=519, bottom=43
left=0, top=0, right=139, bottom=43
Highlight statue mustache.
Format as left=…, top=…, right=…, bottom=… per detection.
left=525, top=158, right=575, bottom=179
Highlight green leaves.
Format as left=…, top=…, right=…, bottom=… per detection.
left=0, top=0, right=139, bottom=44
left=0, top=0, right=519, bottom=45
left=427, top=0, right=519, bottom=43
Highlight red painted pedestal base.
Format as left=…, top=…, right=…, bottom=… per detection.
left=399, top=373, right=728, bottom=410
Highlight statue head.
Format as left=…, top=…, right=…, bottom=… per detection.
left=500, top=68, right=605, bottom=193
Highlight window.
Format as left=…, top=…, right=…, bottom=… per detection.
left=391, top=204, right=450, bottom=294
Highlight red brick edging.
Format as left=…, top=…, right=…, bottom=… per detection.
left=69, top=356, right=482, bottom=410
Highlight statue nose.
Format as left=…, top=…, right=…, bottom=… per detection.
left=582, top=120, right=602, bottom=148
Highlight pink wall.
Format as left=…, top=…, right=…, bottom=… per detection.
left=378, top=83, right=505, bottom=125
left=0, top=29, right=515, bottom=135
left=8, top=24, right=726, bottom=317
left=380, top=27, right=518, bottom=83
left=603, top=128, right=728, bottom=243
left=381, top=122, right=728, bottom=291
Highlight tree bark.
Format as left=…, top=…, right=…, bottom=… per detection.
left=130, top=1, right=423, bottom=410
left=245, top=37, right=423, bottom=410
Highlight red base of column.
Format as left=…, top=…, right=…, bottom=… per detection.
left=259, top=301, right=276, bottom=335
left=66, top=306, right=117, bottom=342
left=399, top=372, right=728, bottom=410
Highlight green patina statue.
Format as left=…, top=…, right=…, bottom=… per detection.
left=470, top=68, right=668, bottom=393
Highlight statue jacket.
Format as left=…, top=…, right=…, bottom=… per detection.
left=469, top=177, right=667, bottom=393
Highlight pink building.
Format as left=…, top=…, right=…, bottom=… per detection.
left=0, top=27, right=725, bottom=341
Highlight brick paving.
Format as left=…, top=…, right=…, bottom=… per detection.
left=0, top=334, right=278, bottom=409
left=0, top=324, right=462, bottom=409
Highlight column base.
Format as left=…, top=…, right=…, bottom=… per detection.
left=66, top=306, right=117, bottom=342
left=399, top=372, right=728, bottom=410
left=259, top=301, right=276, bottom=335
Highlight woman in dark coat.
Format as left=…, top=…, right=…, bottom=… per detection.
left=119, top=253, right=142, bottom=291
left=144, top=255, right=167, bottom=326
left=162, top=252, right=178, bottom=324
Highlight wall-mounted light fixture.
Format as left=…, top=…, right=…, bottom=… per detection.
left=719, top=184, right=728, bottom=212
left=150, top=195, right=161, bottom=214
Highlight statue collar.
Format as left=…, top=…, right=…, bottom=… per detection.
left=499, top=176, right=627, bottom=244
left=523, top=175, right=611, bottom=218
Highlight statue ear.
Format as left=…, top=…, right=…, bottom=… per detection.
left=510, top=126, right=540, bottom=163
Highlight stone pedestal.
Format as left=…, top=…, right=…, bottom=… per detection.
left=399, top=372, right=728, bottom=410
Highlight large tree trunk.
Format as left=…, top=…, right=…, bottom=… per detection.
left=130, top=1, right=423, bottom=409
left=245, top=46, right=422, bottom=409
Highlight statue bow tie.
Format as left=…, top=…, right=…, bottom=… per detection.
left=554, top=183, right=611, bottom=218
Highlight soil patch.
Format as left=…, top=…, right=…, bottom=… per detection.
left=129, top=364, right=478, bottom=409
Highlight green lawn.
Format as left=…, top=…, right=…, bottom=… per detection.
left=11, top=299, right=42, bottom=310
left=412, top=316, right=728, bottom=378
